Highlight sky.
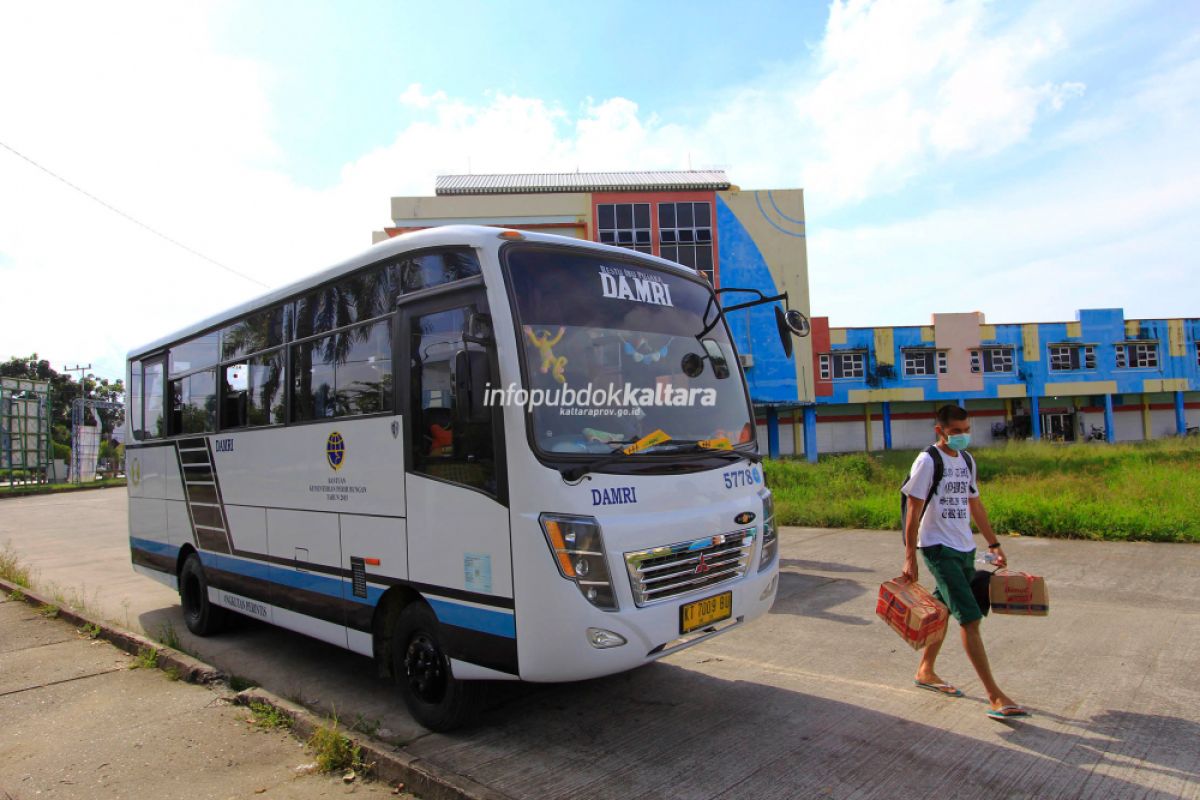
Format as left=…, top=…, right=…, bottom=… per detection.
left=1, top=0, right=1198, bottom=382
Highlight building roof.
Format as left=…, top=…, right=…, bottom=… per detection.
left=434, top=170, right=731, bottom=195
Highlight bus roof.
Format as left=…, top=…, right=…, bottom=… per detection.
left=127, top=225, right=700, bottom=359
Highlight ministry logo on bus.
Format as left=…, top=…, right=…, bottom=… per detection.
left=326, top=432, right=346, bottom=471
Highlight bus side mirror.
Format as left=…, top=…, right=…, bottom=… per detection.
left=463, top=311, right=493, bottom=344
left=454, top=349, right=491, bottom=424
left=774, top=306, right=810, bottom=359
left=701, top=338, right=730, bottom=379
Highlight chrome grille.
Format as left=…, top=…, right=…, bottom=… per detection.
left=624, top=528, right=755, bottom=606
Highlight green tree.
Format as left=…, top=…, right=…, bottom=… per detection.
left=1, top=355, right=125, bottom=440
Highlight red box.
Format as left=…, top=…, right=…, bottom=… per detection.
left=877, top=578, right=949, bottom=650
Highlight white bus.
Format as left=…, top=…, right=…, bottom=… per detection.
left=126, top=225, right=803, bottom=730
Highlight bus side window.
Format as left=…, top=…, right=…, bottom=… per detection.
left=411, top=306, right=495, bottom=494
left=143, top=359, right=165, bottom=438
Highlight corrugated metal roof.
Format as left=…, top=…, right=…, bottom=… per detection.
left=435, top=170, right=730, bottom=195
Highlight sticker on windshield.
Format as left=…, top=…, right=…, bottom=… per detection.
left=699, top=437, right=733, bottom=450
left=599, top=265, right=674, bottom=307
left=623, top=429, right=671, bottom=454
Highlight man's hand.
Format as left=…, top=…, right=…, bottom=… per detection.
left=902, top=551, right=919, bottom=582
left=990, top=546, right=1007, bottom=569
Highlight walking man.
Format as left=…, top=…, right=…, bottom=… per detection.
left=901, top=404, right=1029, bottom=719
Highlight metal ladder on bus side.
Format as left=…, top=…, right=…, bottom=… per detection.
left=175, top=437, right=233, bottom=554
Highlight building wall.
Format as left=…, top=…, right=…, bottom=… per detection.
left=796, top=308, right=1200, bottom=458
left=383, top=192, right=592, bottom=240
left=381, top=181, right=813, bottom=406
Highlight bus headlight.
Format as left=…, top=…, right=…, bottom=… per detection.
left=540, top=513, right=618, bottom=611
left=758, top=490, right=778, bottom=572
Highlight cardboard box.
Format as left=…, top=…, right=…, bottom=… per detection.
left=876, top=578, right=949, bottom=649
left=989, top=570, right=1049, bottom=616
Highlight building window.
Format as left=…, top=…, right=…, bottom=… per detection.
left=982, top=347, right=1014, bottom=373
left=597, top=203, right=652, bottom=254
left=970, top=350, right=981, bottom=374
left=1115, top=342, right=1158, bottom=369
left=818, top=352, right=865, bottom=380
left=658, top=202, right=714, bottom=283
left=903, top=349, right=946, bottom=376
left=1049, top=344, right=1096, bottom=371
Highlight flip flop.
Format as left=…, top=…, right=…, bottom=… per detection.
left=987, top=705, right=1031, bottom=719
left=914, top=681, right=963, bottom=697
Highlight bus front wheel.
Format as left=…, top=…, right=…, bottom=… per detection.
left=179, top=553, right=227, bottom=636
left=392, top=602, right=481, bottom=732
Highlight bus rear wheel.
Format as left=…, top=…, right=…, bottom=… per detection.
left=179, top=553, right=227, bottom=636
left=392, top=602, right=482, bottom=732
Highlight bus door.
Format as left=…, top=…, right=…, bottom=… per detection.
left=400, top=288, right=516, bottom=674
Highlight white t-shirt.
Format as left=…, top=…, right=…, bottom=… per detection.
left=902, top=447, right=979, bottom=552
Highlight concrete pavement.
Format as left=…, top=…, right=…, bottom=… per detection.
left=2, top=487, right=1199, bottom=799
left=0, top=592, right=405, bottom=799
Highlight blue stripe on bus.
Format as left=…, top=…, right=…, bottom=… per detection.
left=428, top=597, right=516, bottom=639
left=198, top=550, right=384, bottom=606
left=130, top=536, right=179, bottom=558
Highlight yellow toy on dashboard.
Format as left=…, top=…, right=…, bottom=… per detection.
left=525, top=326, right=568, bottom=383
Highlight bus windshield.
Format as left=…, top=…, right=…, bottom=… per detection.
left=504, top=246, right=755, bottom=456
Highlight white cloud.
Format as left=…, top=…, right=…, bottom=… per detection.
left=1, top=0, right=1192, bottom=385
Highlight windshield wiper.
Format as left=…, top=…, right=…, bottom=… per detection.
left=645, top=440, right=764, bottom=463
left=559, top=439, right=760, bottom=482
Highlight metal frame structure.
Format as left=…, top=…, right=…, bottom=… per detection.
left=1, top=377, right=53, bottom=487
left=71, top=397, right=123, bottom=483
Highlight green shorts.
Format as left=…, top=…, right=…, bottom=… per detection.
left=921, top=544, right=983, bottom=626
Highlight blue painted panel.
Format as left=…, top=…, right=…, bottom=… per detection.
left=716, top=196, right=797, bottom=404
left=199, top=549, right=383, bottom=605
left=428, top=597, right=516, bottom=639
left=131, top=536, right=179, bottom=558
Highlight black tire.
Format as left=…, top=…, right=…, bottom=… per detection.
left=179, top=553, right=227, bottom=636
left=392, top=602, right=483, bottom=732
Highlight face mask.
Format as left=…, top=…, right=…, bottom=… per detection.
left=946, top=433, right=971, bottom=451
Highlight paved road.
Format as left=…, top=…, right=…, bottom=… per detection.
left=3, top=488, right=1199, bottom=799
left=0, top=592, right=403, bottom=799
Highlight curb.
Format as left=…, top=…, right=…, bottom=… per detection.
left=234, top=689, right=512, bottom=800
left=0, top=575, right=511, bottom=800
left=0, top=576, right=221, bottom=684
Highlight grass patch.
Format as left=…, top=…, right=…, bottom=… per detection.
left=132, top=646, right=160, bottom=669
left=0, top=478, right=126, bottom=498
left=36, top=603, right=59, bottom=619
left=8, top=588, right=26, bottom=602
left=156, top=621, right=181, bottom=650
left=0, top=542, right=32, bottom=586
left=765, top=437, right=1200, bottom=542
left=248, top=701, right=293, bottom=731
left=164, top=666, right=182, bottom=681
left=307, top=715, right=366, bottom=775
left=80, top=622, right=102, bottom=639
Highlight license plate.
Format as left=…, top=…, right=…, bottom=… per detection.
left=680, top=591, right=733, bottom=634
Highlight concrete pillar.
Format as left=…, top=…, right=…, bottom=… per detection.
left=792, top=408, right=803, bottom=456
left=1175, top=391, right=1187, bottom=436
left=1031, top=395, right=1042, bottom=439
left=1004, top=398, right=1013, bottom=423
left=1142, top=394, right=1152, bottom=441
left=882, top=401, right=893, bottom=450
left=803, top=406, right=818, bottom=463
left=1104, top=394, right=1115, bottom=444
left=766, top=407, right=780, bottom=460
left=864, top=404, right=873, bottom=453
